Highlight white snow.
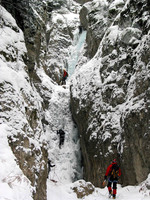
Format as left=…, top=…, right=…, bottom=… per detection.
left=109, top=0, right=125, bottom=10
left=47, top=180, right=150, bottom=200
left=51, top=12, right=79, bottom=29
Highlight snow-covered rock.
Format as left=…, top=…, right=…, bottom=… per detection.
left=0, top=5, right=47, bottom=200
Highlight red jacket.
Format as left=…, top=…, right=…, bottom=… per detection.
left=63, top=70, right=68, bottom=77
left=105, top=162, right=121, bottom=177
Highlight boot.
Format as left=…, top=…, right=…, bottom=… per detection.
left=109, top=190, right=112, bottom=198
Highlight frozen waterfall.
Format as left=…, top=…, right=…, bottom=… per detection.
left=67, top=29, right=87, bottom=77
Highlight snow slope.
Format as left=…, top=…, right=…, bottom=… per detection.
left=47, top=179, right=150, bottom=200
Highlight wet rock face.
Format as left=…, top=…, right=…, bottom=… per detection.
left=70, top=0, right=150, bottom=187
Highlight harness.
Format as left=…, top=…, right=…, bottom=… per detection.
left=108, top=178, right=118, bottom=183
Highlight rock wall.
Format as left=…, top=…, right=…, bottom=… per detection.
left=70, top=0, right=150, bottom=187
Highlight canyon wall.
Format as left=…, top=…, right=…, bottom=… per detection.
left=70, top=0, right=150, bottom=187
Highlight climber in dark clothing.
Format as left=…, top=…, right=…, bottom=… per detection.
left=57, top=129, right=65, bottom=148
left=103, top=159, right=121, bottom=199
left=79, top=25, right=82, bottom=34
left=47, top=159, right=55, bottom=178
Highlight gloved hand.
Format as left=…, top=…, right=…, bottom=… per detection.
left=102, top=176, right=107, bottom=187
left=102, top=179, right=106, bottom=187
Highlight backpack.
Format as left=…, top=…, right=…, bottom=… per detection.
left=64, top=70, right=68, bottom=77
left=110, top=164, right=120, bottom=178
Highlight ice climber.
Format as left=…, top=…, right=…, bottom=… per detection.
left=57, top=129, right=65, bottom=148
left=47, top=159, right=55, bottom=178
left=103, top=159, right=121, bottom=199
left=61, top=69, right=68, bottom=85
left=79, top=25, right=82, bottom=34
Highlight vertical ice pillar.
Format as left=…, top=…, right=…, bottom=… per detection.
left=68, top=29, right=87, bottom=77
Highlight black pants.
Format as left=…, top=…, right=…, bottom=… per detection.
left=59, top=136, right=65, bottom=148
left=107, top=178, right=117, bottom=197
left=62, top=76, right=67, bottom=85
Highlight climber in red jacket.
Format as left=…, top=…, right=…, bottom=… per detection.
left=103, top=159, right=121, bottom=199
left=61, top=69, right=68, bottom=85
